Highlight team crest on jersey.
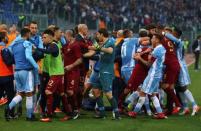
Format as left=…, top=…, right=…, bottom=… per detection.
left=67, top=48, right=71, bottom=52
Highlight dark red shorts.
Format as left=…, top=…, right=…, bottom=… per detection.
left=46, top=75, right=64, bottom=94
left=162, top=62, right=180, bottom=84
left=64, top=70, right=80, bottom=92
left=126, top=64, right=148, bottom=91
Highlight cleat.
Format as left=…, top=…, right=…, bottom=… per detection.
left=72, top=111, right=80, bottom=120
left=147, top=111, right=152, bottom=116
left=153, top=113, right=168, bottom=119
left=60, top=115, right=71, bottom=121
left=172, top=107, right=181, bottom=115
left=54, top=108, right=62, bottom=113
left=0, top=98, right=8, bottom=106
left=179, top=108, right=190, bottom=115
left=4, top=106, right=10, bottom=121
left=128, top=111, right=137, bottom=118
left=191, top=106, right=200, bottom=116
left=112, top=111, right=121, bottom=120
left=40, top=117, right=52, bottom=122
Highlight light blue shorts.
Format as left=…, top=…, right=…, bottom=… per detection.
left=141, top=76, right=160, bottom=95
left=178, top=64, right=191, bottom=87
left=14, top=70, right=34, bottom=93
left=121, top=68, right=133, bottom=84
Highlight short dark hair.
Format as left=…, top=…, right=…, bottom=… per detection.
left=123, top=29, right=130, bottom=38
left=21, top=28, right=31, bottom=37
left=0, top=32, right=6, bottom=42
left=29, top=21, right=38, bottom=25
left=139, top=29, right=148, bottom=37
left=43, top=29, right=54, bottom=36
left=153, top=33, right=163, bottom=41
left=172, top=26, right=182, bottom=37
left=53, top=26, right=60, bottom=32
left=98, top=28, right=109, bottom=37
left=145, top=23, right=156, bottom=30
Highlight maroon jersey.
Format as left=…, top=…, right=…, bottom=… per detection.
left=162, top=38, right=179, bottom=65
left=62, top=41, right=82, bottom=70
left=161, top=37, right=180, bottom=84
left=126, top=47, right=150, bottom=91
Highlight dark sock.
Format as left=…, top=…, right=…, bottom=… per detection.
left=61, top=95, right=72, bottom=113
left=118, top=92, right=127, bottom=109
left=169, top=89, right=181, bottom=107
left=109, top=97, right=118, bottom=112
left=96, top=97, right=105, bottom=116
left=46, top=95, right=53, bottom=116
left=164, top=88, right=173, bottom=112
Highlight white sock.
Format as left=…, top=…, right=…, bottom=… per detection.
left=151, top=96, right=162, bottom=113
left=133, top=96, right=145, bottom=113
left=184, top=89, right=197, bottom=107
left=26, top=96, right=33, bottom=118
left=126, top=91, right=139, bottom=105
left=159, top=89, right=165, bottom=105
left=179, top=92, right=188, bottom=109
left=9, top=95, right=22, bottom=109
left=144, top=96, right=151, bottom=112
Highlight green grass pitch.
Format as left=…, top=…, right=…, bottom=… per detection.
left=0, top=65, right=201, bottom=131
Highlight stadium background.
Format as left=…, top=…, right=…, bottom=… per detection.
left=0, top=0, right=201, bottom=52
left=0, top=0, right=201, bottom=131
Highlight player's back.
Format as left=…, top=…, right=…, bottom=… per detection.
left=162, top=38, right=179, bottom=65
left=121, top=38, right=139, bottom=69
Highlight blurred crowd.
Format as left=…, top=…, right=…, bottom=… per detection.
left=1, top=0, right=201, bottom=31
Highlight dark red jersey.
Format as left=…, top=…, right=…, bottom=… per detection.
left=62, top=41, right=82, bottom=70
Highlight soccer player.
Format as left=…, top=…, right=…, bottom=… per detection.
left=128, top=33, right=167, bottom=119
left=38, top=29, right=70, bottom=122
left=161, top=27, right=181, bottom=115
left=163, top=27, right=200, bottom=116
left=62, top=29, right=83, bottom=119
left=29, top=21, right=44, bottom=114
left=85, top=28, right=121, bottom=119
left=5, top=28, right=38, bottom=121
left=126, top=46, right=152, bottom=115
left=118, top=29, right=150, bottom=111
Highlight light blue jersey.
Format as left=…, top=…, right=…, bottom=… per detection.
left=121, top=38, right=139, bottom=70
left=141, top=44, right=166, bottom=94
left=30, top=35, right=43, bottom=48
left=165, top=33, right=191, bottom=86
left=121, top=38, right=140, bottom=83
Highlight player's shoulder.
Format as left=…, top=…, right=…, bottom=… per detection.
left=23, top=40, right=32, bottom=47
left=105, top=38, right=115, bottom=46
left=153, top=44, right=166, bottom=55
